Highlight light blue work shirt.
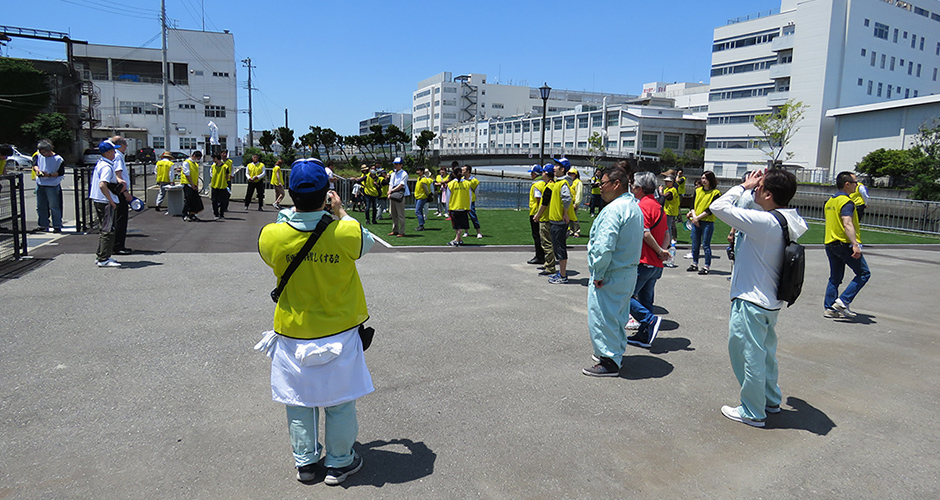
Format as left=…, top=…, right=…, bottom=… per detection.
left=587, top=192, right=644, bottom=282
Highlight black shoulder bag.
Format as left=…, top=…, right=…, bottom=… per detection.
left=270, top=214, right=333, bottom=303
left=770, top=210, right=805, bottom=307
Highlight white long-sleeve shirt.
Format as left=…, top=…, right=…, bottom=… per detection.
left=711, top=185, right=808, bottom=310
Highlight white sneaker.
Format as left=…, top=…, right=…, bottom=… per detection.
left=626, top=316, right=640, bottom=330
left=462, top=232, right=468, bottom=237
left=832, top=298, right=857, bottom=318
left=96, top=258, right=121, bottom=268
left=476, top=233, right=483, bottom=239
left=683, top=252, right=693, bottom=259
left=721, top=405, right=765, bottom=427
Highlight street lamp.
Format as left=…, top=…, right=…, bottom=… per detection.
left=539, top=83, right=552, bottom=166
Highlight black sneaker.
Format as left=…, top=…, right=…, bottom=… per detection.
left=582, top=358, right=619, bottom=377
left=527, top=257, right=544, bottom=265
left=296, top=463, right=318, bottom=482
left=324, top=453, right=362, bottom=486
left=538, top=269, right=556, bottom=276
left=647, top=316, right=662, bottom=346
left=626, top=333, right=652, bottom=349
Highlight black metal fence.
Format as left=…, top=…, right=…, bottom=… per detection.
left=0, top=173, right=29, bottom=263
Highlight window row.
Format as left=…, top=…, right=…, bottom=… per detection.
left=863, top=49, right=925, bottom=76
left=710, top=58, right=777, bottom=77
left=712, top=31, right=779, bottom=52
left=708, top=86, right=774, bottom=101
left=859, top=78, right=920, bottom=98
left=865, top=17, right=933, bottom=49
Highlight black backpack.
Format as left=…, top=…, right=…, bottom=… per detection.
left=770, top=210, right=805, bottom=307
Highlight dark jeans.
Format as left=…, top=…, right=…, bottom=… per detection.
left=182, top=185, right=202, bottom=216
left=468, top=201, right=480, bottom=230
left=590, top=193, right=605, bottom=215
left=113, top=196, right=129, bottom=251
left=94, top=202, right=115, bottom=262
left=245, top=181, right=265, bottom=208
left=550, top=222, right=568, bottom=262
left=364, top=195, right=378, bottom=223
left=211, top=188, right=230, bottom=217
left=630, top=264, right=663, bottom=326
left=825, top=242, right=871, bottom=308
left=691, top=220, right=715, bottom=266
left=530, top=216, right=544, bottom=261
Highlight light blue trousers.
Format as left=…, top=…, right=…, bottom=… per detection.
left=588, top=271, right=637, bottom=368
left=286, top=400, right=358, bottom=468
left=728, top=299, right=782, bottom=421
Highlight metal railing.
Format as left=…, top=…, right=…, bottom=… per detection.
left=790, top=192, right=940, bottom=236
left=0, top=173, right=29, bottom=263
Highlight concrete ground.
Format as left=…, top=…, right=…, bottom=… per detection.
left=1, top=205, right=939, bottom=499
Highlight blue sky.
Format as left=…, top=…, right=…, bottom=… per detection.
left=4, top=0, right=776, bottom=137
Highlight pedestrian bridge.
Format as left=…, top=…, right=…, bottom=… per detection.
left=433, top=147, right=640, bottom=169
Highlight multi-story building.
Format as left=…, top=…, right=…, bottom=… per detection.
left=643, top=81, right=711, bottom=118
left=440, top=103, right=705, bottom=160
left=359, top=112, right=412, bottom=136
left=73, top=28, right=237, bottom=155
left=412, top=72, right=638, bottom=148
left=705, top=0, right=940, bottom=178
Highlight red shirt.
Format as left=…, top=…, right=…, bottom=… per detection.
left=638, top=194, right=666, bottom=267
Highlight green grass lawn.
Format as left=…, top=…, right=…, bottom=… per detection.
left=345, top=208, right=940, bottom=246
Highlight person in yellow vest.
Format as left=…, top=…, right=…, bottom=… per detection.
left=589, top=168, right=604, bottom=216
left=271, top=159, right=285, bottom=210
left=535, top=157, right=576, bottom=284
left=414, top=166, right=434, bottom=231
left=686, top=171, right=721, bottom=275
left=526, top=164, right=546, bottom=265
left=153, top=151, right=175, bottom=212
left=352, top=164, right=381, bottom=224
left=209, top=153, right=232, bottom=220
left=434, top=166, right=450, bottom=217
left=568, top=167, right=583, bottom=237
left=461, top=164, right=483, bottom=238
left=257, top=158, right=374, bottom=485
left=849, top=180, right=870, bottom=222
left=180, top=150, right=203, bottom=222
left=447, top=165, right=472, bottom=246
left=659, top=174, right=681, bottom=268
left=376, top=165, right=389, bottom=220
left=532, top=164, right=557, bottom=276
left=245, top=153, right=266, bottom=211
left=824, top=171, right=871, bottom=319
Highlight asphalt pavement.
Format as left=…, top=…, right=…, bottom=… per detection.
left=1, top=205, right=939, bottom=499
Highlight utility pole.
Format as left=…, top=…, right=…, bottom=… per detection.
left=161, top=0, right=171, bottom=152
left=242, top=57, right=255, bottom=148
left=284, top=108, right=288, bottom=129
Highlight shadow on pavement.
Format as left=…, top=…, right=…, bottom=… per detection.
left=765, top=397, right=837, bottom=435
left=348, top=438, right=436, bottom=487
left=658, top=318, right=680, bottom=332
left=117, top=260, right=164, bottom=269
left=619, top=355, right=674, bottom=380
left=650, top=337, right=694, bottom=355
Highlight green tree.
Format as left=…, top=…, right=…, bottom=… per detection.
left=855, top=148, right=915, bottom=183
left=335, top=134, right=352, bottom=166
left=275, top=126, right=296, bottom=165
left=20, top=112, right=73, bottom=152
left=0, top=58, right=51, bottom=148
left=753, top=99, right=807, bottom=167
left=258, top=130, right=276, bottom=152
left=910, top=120, right=940, bottom=201
left=658, top=148, right=678, bottom=168
left=587, top=131, right=606, bottom=169
left=320, top=128, right=338, bottom=163
left=384, top=125, right=409, bottom=158
left=369, top=124, right=388, bottom=161
left=415, top=130, right=436, bottom=167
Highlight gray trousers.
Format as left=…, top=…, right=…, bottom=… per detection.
left=94, top=202, right=115, bottom=262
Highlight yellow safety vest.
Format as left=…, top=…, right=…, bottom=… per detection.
left=362, top=174, right=379, bottom=197
left=663, top=186, right=680, bottom=216
left=548, top=178, right=575, bottom=222
left=415, top=177, right=433, bottom=199
left=693, top=187, right=721, bottom=222
left=247, top=162, right=265, bottom=179
left=824, top=194, right=862, bottom=244
left=210, top=162, right=230, bottom=189
left=448, top=179, right=471, bottom=211
left=529, top=180, right=545, bottom=216
left=849, top=184, right=866, bottom=207
left=271, top=165, right=282, bottom=186
left=258, top=220, right=369, bottom=339
left=590, top=175, right=601, bottom=195
left=180, top=159, right=199, bottom=186
left=155, top=159, right=173, bottom=183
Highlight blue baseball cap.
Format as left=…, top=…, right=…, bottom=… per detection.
left=393, top=157, right=403, bottom=164
left=289, top=158, right=330, bottom=193
left=528, top=164, right=542, bottom=174
left=553, top=157, right=571, bottom=169
left=97, top=140, right=116, bottom=153
left=543, top=164, right=554, bottom=174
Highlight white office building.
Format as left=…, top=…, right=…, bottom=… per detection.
left=642, top=81, right=711, bottom=118
left=413, top=72, right=638, bottom=148
left=74, top=28, right=238, bottom=155
left=441, top=103, right=705, bottom=160
left=705, top=0, right=940, bottom=178
left=359, top=112, right=412, bottom=136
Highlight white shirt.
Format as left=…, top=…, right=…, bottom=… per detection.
left=711, top=185, right=808, bottom=310
left=389, top=168, right=410, bottom=196
left=325, top=166, right=335, bottom=190
left=36, top=154, right=64, bottom=187
left=112, top=150, right=126, bottom=181
left=89, top=157, right=118, bottom=204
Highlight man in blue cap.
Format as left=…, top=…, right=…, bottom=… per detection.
left=527, top=164, right=545, bottom=265
left=258, top=158, right=375, bottom=485
left=89, top=140, right=122, bottom=267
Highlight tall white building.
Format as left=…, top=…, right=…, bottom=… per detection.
left=705, top=0, right=940, bottom=178
left=74, top=28, right=238, bottom=155
left=412, top=72, right=637, bottom=148
left=359, top=112, right=412, bottom=136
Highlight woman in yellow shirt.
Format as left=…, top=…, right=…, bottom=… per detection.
left=271, top=159, right=285, bottom=209
left=446, top=166, right=471, bottom=246
left=686, top=171, right=721, bottom=275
